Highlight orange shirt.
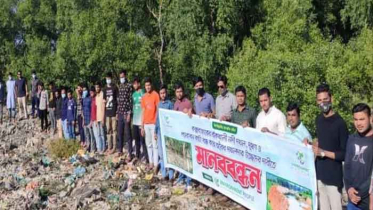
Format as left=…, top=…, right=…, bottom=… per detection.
left=141, top=91, right=160, bottom=125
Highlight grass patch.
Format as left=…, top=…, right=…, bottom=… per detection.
left=47, top=138, right=80, bottom=159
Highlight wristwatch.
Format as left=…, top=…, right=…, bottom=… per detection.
left=320, top=150, right=325, bottom=158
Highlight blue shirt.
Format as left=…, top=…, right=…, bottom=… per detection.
left=285, top=122, right=312, bottom=143
left=194, top=93, right=215, bottom=115
left=82, top=96, right=92, bottom=125
left=67, top=98, right=76, bottom=122
left=61, top=98, right=68, bottom=120
left=155, top=99, right=174, bottom=135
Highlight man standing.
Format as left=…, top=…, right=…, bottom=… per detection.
left=6, top=73, right=16, bottom=124
left=76, top=84, right=85, bottom=145
left=0, top=78, right=5, bottom=125
left=95, top=82, right=106, bottom=153
left=103, top=73, right=118, bottom=154
left=192, top=77, right=215, bottom=118
left=61, top=88, right=69, bottom=139
left=231, top=86, right=257, bottom=128
left=66, top=90, right=76, bottom=139
left=215, top=76, right=236, bottom=121
left=82, top=86, right=94, bottom=152
left=55, top=89, right=63, bottom=138
left=30, top=70, right=39, bottom=118
left=117, top=70, right=133, bottom=158
left=312, top=83, right=348, bottom=210
left=256, top=88, right=286, bottom=135
left=344, top=103, right=373, bottom=210
left=132, top=77, right=147, bottom=162
left=141, top=77, right=160, bottom=170
left=155, top=85, right=174, bottom=180
left=284, top=102, right=312, bottom=144
left=15, top=71, right=28, bottom=120
left=37, top=82, right=49, bottom=133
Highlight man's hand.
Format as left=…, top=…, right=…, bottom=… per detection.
left=302, top=138, right=310, bottom=146
left=261, top=127, right=270, bottom=133
left=141, top=127, right=145, bottom=137
left=154, top=133, right=158, bottom=141
left=348, top=188, right=361, bottom=204
left=241, top=121, right=250, bottom=128
left=220, top=116, right=228, bottom=121
left=187, top=109, right=193, bottom=118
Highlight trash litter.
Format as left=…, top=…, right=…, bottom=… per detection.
left=73, top=166, right=86, bottom=178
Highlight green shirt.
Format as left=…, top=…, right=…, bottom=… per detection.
left=132, top=89, right=144, bottom=126
left=231, top=105, right=257, bottom=128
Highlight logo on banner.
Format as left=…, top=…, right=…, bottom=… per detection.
left=162, top=115, right=172, bottom=128
left=296, top=151, right=305, bottom=165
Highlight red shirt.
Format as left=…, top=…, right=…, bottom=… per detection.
left=91, top=96, right=97, bottom=122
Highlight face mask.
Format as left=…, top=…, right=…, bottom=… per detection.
left=32, top=74, right=36, bottom=79
left=221, top=89, right=228, bottom=97
left=106, top=79, right=111, bottom=85
left=120, top=78, right=126, bottom=84
left=319, top=101, right=332, bottom=113
left=61, top=93, right=66, bottom=99
left=196, top=88, right=205, bottom=97
left=8, top=76, right=12, bottom=80
left=83, top=90, right=88, bottom=98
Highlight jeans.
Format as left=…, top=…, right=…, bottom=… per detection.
left=318, top=180, right=342, bottom=210
left=39, top=109, right=48, bottom=131
left=77, top=115, right=85, bottom=143
left=62, top=119, right=69, bottom=139
left=158, top=132, right=174, bottom=179
left=0, top=104, right=3, bottom=123
left=118, top=114, right=133, bottom=155
left=133, top=124, right=148, bottom=161
left=17, top=96, right=27, bottom=119
left=347, top=202, right=362, bottom=210
left=67, top=120, right=75, bottom=139
left=49, top=110, right=56, bottom=130
left=84, top=124, right=95, bottom=152
left=144, top=124, right=158, bottom=165
left=106, top=117, right=117, bottom=151
left=93, top=121, right=106, bottom=152
left=176, top=174, right=192, bottom=187
left=31, top=96, right=39, bottom=117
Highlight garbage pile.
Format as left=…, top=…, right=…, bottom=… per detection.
left=0, top=117, right=244, bottom=209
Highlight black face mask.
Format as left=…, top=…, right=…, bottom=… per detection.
left=221, top=89, right=228, bottom=97
left=196, top=88, right=205, bottom=97
left=319, top=101, right=332, bottom=114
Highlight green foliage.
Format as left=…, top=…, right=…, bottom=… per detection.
left=47, top=138, right=80, bottom=159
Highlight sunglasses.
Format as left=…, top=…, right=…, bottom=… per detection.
left=218, top=85, right=225, bottom=89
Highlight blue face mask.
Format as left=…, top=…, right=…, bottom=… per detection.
left=62, top=93, right=66, bottom=99
left=83, top=90, right=88, bottom=98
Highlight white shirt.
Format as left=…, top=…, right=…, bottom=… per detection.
left=256, top=106, right=287, bottom=135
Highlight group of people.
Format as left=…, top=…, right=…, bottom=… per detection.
left=1, top=70, right=373, bottom=210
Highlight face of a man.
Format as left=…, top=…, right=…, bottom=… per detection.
left=120, top=73, right=126, bottom=79
left=67, top=92, right=72, bottom=99
left=17, top=72, right=21, bottom=79
left=160, top=88, right=167, bottom=100
left=145, top=82, right=152, bottom=93
left=217, top=81, right=226, bottom=95
left=316, top=92, right=331, bottom=106
left=235, top=91, right=245, bottom=106
left=55, top=91, right=59, bottom=98
left=287, top=109, right=300, bottom=129
left=133, top=81, right=140, bottom=90
left=77, top=86, right=83, bottom=94
left=194, top=81, right=203, bottom=90
left=175, top=88, right=184, bottom=100
left=259, top=94, right=271, bottom=112
left=354, top=111, right=371, bottom=134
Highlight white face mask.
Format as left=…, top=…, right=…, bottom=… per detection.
left=8, top=76, right=12, bottom=80
left=120, top=78, right=126, bottom=84
left=106, top=79, right=111, bottom=85
left=32, top=74, right=36, bottom=79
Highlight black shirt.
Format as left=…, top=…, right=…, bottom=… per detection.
left=55, top=97, right=62, bottom=120
left=344, top=133, right=373, bottom=210
left=16, top=77, right=27, bottom=97
left=103, top=85, right=118, bottom=117
left=315, top=112, right=348, bottom=188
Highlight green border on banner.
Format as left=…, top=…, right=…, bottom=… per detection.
left=212, top=122, right=237, bottom=134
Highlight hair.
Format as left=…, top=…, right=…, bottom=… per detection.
left=37, top=81, right=44, bottom=87
left=316, top=83, right=332, bottom=97
left=54, top=88, right=60, bottom=93
left=144, top=77, right=152, bottom=84
left=49, top=81, right=55, bottom=86
left=286, top=102, right=300, bottom=116
left=193, top=76, right=204, bottom=86
left=235, top=85, right=246, bottom=96
left=67, top=89, right=73, bottom=94
left=352, top=103, right=371, bottom=117
left=8, top=72, right=12, bottom=76
left=90, top=86, right=96, bottom=92
left=258, top=87, right=271, bottom=97
left=218, top=75, right=228, bottom=85
left=174, top=82, right=184, bottom=91
left=160, top=84, right=167, bottom=91
left=133, top=76, right=141, bottom=84
left=120, top=70, right=127, bottom=75
left=106, top=72, right=113, bottom=78
left=32, top=70, right=36, bottom=74
left=95, top=81, right=101, bottom=87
